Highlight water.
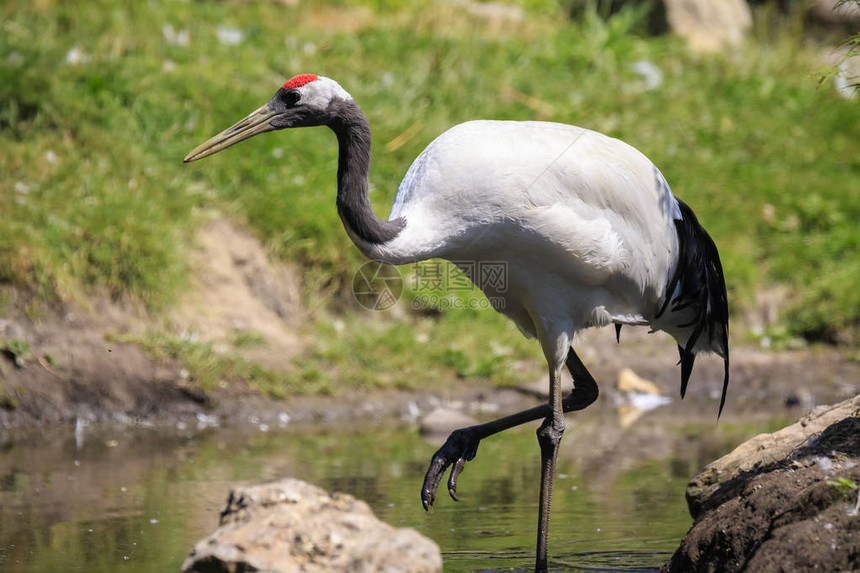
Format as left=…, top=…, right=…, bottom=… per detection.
left=0, top=409, right=788, bottom=572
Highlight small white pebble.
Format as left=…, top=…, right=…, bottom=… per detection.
left=631, top=60, right=663, bottom=91
left=216, top=26, right=244, bottom=46
left=162, top=24, right=189, bottom=47
left=65, top=46, right=88, bottom=65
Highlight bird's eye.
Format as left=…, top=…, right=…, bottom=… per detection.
left=282, top=90, right=301, bottom=107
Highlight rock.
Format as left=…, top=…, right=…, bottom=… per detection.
left=460, top=0, right=525, bottom=26
left=181, top=478, right=442, bottom=573
left=631, top=60, right=664, bottom=91
left=615, top=368, right=670, bottom=427
left=663, top=396, right=860, bottom=573
left=664, top=0, right=752, bottom=53
left=835, top=56, right=860, bottom=100
left=809, top=0, right=860, bottom=26
left=685, top=394, right=860, bottom=517
left=0, top=319, right=26, bottom=341
left=826, top=46, right=860, bottom=100
left=616, top=368, right=662, bottom=395
left=419, top=407, right=477, bottom=437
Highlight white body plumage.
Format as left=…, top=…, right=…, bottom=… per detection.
left=361, top=120, right=706, bottom=368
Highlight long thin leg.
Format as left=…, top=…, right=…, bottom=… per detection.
left=421, top=347, right=598, bottom=507
left=535, top=363, right=565, bottom=572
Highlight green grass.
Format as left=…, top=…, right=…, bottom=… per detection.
left=2, top=0, right=859, bottom=396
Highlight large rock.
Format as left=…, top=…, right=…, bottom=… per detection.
left=663, top=396, right=860, bottom=572
left=809, top=0, right=860, bottom=26
left=685, top=395, right=860, bottom=517
left=664, top=0, right=752, bottom=53
left=182, top=478, right=442, bottom=573
left=419, top=406, right=478, bottom=438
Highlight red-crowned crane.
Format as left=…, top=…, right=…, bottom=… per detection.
left=185, top=74, right=729, bottom=573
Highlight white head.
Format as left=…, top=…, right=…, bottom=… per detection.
left=284, top=74, right=352, bottom=111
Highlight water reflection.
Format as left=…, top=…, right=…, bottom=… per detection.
left=0, top=409, right=789, bottom=572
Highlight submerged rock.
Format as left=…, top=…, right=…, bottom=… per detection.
left=419, top=407, right=478, bottom=438
left=181, top=478, right=442, bottom=573
left=663, top=396, right=860, bottom=572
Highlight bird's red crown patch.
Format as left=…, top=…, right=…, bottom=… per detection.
left=282, top=74, right=319, bottom=90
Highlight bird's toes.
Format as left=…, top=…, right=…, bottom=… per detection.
left=421, top=488, right=435, bottom=511
left=421, top=455, right=450, bottom=510
left=447, top=457, right=466, bottom=501
left=422, top=427, right=482, bottom=509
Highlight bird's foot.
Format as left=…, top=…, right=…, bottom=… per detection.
left=536, top=415, right=565, bottom=453
left=421, top=426, right=482, bottom=510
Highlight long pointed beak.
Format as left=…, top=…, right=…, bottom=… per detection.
left=184, top=104, right=280, bottom=162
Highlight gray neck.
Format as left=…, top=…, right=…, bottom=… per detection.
left=328, top=99, right=405, bottom=246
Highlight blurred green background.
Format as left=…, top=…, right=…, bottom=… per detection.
left=1, top=0, right=858, bottom=396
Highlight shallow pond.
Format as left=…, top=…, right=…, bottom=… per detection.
left=0, top=407, right=790, bottom=572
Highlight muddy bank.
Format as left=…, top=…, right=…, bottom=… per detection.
left=2, top=294, right=858, bottom=443
left=0, top=292, right=538, bottom=436
left=1, top=290, right=859, bottom=438
left=0, top=217, right=305, bottom=433
left=664, top=396, right=860, bottom=572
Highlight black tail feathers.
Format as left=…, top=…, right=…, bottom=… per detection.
left=658, top=199, right=730, bottom=417
left=677, top=345, right=730, bottom=417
